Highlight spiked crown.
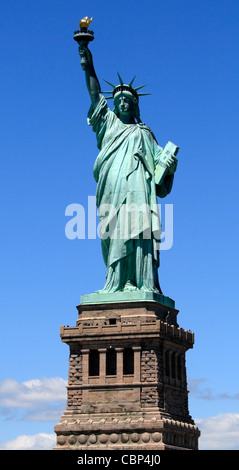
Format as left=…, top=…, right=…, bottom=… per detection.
left=102, top=73, right=151, bottom=103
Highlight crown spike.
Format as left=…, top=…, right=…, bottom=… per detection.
left=103, top=79, right=116, bottom=88
left=105, top=96, right=114, bottom=100
left=138, top=93, right=152, bottom=96
left=134, top=84, right=147, bottom=91
left=128, top=75, right=136, bottom=86
left=117, top=72, right=124, bottom=85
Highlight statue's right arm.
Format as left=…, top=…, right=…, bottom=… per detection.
left=79, top=45, right=101, bottom=109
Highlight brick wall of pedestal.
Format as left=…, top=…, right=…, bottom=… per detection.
left=54, top=301, right=200, bottom=450
left=67, top=346, right=82, bottom=409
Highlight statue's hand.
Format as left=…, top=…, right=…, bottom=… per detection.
left=165, top=154, right=178, bottom=175
left=78, top=44, right=93, bottom=70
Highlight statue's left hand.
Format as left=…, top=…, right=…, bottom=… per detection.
left=165, top=154, right=178, bottom=175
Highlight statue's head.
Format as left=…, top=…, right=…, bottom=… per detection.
left=102, top=74, right=151, bottom=123
left=113, top=91, right=140, bottom=123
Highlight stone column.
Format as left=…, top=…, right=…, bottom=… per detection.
left=116, top=347, right=124, bottom=382
left=99, top=348, right=107, bottom=383
left=81, top=349, right=89, bottom=385
left=133, top=346, right=141, bottom=382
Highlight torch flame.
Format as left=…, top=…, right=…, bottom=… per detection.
left=79, top=17, right=93, bottom=29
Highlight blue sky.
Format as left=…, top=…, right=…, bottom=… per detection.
left=0, top=0, right=239, bottom=450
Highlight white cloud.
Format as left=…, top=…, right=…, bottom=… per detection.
left=0, top=377, right=67, bottom=423
left=0, top=433, right=56, bottom=450
left=0, top=377, right=66, bottom=449
left=196, top=413, right=239, bottom=450
left=23, top=406, right=65, bottom=422
left=189, top=378, right=239, bottom=401
left=0, top=377, right=67, bottom=409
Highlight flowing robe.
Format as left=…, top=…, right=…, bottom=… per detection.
left=88, top=95, right=174, bottom=292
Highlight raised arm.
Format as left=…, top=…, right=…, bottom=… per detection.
left=78, top=44, right=101, bottom=109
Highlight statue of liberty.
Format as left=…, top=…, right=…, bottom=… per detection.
left=77, top=26, right=178, bottom=295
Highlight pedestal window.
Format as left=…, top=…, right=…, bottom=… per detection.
left=89, top=349, right=99, bottom=376
left=123, top=348, right=134, bottom=375
left=106, top=348, right=117, bottom=375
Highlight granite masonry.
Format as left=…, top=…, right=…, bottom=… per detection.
left=54, top=298, right=200, bottom=450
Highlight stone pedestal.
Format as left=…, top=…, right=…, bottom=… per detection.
left=54, top=296, right=200, bottom=450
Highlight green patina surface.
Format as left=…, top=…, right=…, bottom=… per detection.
left=77, top=28, right=178, bottom=300
left=81, top=291, right=175, bottom=309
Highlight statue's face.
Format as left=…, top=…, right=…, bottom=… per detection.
left=115, top=94, right=134, bottom=117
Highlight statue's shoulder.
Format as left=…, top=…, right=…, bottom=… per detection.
left=138, top=123, right=157, bottom=141
left=88, top=95, right=110, bottom=124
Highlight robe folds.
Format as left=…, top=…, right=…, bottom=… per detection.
left=88, top=95, right=174, bottom=292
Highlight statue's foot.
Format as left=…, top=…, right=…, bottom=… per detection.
left=123, top=281, right=137, bottom=291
